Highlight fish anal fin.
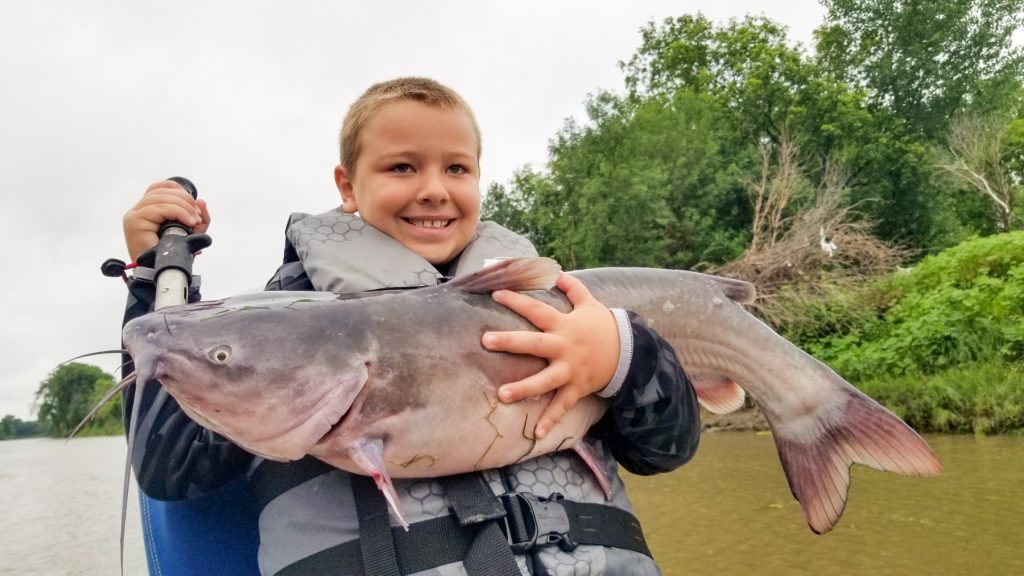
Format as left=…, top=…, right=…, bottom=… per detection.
left=772, top=388, right=942, bottom=534
left=347, top=438, right=408, bottom=529
left=689, top=372, right=746, bottom=414
left=446, top=257, right=561, bottom=294
left=573, top=438, right=613, bottom=499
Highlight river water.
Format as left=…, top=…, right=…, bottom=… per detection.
left=1, top=434, right=1020, bottom=575
left=624, top=432, right=1024, bottom=575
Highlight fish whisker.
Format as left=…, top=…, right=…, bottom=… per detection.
left=59, top=349, right=129, bottom=365
left=66, top=372, right=137, bottom=441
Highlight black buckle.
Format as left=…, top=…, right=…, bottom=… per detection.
left=500, top=492, right=577, bottom=553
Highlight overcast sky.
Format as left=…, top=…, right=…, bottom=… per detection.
left=0, top=0, right=826, bottom=420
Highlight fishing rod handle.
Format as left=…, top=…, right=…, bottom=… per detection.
left=154, top=176, right=206, bottom=310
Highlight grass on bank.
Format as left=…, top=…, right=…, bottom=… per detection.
left=856, top=360, right=1024, bottom=435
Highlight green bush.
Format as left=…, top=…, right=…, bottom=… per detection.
left=777, top=232, right=1024, bottom=433
left=793, top=232, right=1024, bottom=381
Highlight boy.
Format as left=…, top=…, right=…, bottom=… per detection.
left=121, top=77, right=700, bottom=575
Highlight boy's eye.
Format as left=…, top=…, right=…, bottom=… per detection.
left=447, top=164, right=467, bottom=175
left=391, top=163, right=414, bottom=173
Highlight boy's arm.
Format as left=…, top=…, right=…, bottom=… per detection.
left=590, top=311, right=701, bottom=474
left=483, top=273, right=700, bottom=474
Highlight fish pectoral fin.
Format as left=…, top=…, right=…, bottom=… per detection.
left=347, top=437, right=408, bottom=530
left=688, top=372, right=746, bottom=414
left=573, top=438, right=613, bottom=499
left=445, top=257, right=561, bottom=294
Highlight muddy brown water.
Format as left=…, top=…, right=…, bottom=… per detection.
left=624, top=432, right=1023, bottom=575
left=1, top=434, right=1020, bottom=575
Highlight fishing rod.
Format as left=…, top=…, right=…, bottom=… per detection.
left=101, top=177, right=213, bottom=575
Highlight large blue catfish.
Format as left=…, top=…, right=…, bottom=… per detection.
left=113, top=257, right=940, bottom=533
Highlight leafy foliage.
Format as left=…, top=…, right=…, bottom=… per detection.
left=485, top=90, right=754, bottom=269
left=34, top=363, right=121, bottom=437
left=794, top=232, right=1024, bottom=380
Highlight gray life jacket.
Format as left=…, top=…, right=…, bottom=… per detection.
left=256, top=209, right=660, bottom=576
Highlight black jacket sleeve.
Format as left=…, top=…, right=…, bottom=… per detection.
left=591, top=311, right=701, bottom=475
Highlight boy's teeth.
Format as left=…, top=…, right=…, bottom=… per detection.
left=410, top=219, right=449, bottom=229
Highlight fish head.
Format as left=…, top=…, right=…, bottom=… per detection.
left=122, top=292, right=372, bottom=461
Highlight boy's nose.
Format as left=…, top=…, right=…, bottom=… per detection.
left=416, top=173, right=450, bottom=204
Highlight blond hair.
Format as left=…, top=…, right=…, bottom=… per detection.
left=339, top=77, right=481, bottom=173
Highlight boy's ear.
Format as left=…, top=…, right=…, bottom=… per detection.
left=334, top=165, right=358, bottom=213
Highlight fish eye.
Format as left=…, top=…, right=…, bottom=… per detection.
left=208, top=345, right=232, bottom=364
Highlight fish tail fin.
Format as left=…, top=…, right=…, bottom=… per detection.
left=772, top=387, right=942, bottom=534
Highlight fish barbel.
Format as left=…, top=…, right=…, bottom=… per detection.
left=118, top=257, right=941, bottom=532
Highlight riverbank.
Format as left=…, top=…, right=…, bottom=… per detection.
left=701, top=407, right=768, bottom=432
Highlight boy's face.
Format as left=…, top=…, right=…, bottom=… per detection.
left=335, top=100, right=481, bottom=265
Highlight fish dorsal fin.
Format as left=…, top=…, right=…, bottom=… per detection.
left=707, top=274, right=756, bottom=305
left=446, top=257, right=562, bottom=294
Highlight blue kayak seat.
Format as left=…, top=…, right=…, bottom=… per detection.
left=139, top=476, right=261, bottom=575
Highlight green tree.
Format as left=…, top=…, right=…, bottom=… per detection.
left=622, top=15, right=813, bottom=146
left=815, top=0, right=1024, bottom=250
left=817, top=0, right=1024, bottom=140
left=0, top=415, right=40, bottom=440
left=34, top=363, right=117, bottom=437
left=0, top=415, right=15, bottom=440
left=485, top=89, right=754, bottom=269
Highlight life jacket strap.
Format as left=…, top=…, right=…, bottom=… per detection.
left=442, top=473, right=522, bottom=576
left=274, top=481, right=652, bottom=576
left=352, top=474, right=402, bottom=576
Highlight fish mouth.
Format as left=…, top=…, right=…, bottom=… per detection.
left=313, top=381, right=371, bottom=448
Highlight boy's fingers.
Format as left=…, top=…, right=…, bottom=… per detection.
left=482, top=330, right=562, bottom=359
left=555, top=273, right=595, bottom=306
left=193, top=198, right=211, bottom=233
left=497, top=363, right=569, bottom=403
left=144, top=180, right=184, bottom=194
left=535, top=389, right=577, bottom=440
left=132, top=192, right=201, bottom=222
left=133, top=203, right=199, bottom=227
left=492, top=290, right=559, bottom=331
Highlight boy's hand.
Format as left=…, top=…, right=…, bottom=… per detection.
left=123, top=180, right=210, bottom=261
left=481, top=273, right=619, bottom=439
